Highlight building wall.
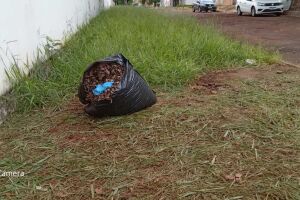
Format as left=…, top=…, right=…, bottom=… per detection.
left=0, top=0, right=113, bottom=96
left=163, top=0, right=294, bottom=7
left=182, top=0, right=195, bottom=5
left=161, top=0, right=173, bottom=6
left=215, top=0, right=233, bottom=5
left=182, top=0, right=235, bottom=5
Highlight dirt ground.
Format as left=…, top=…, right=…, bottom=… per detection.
left=1, top=63, right=300, bottom=199
left=194, top=12, right=300, bottom=65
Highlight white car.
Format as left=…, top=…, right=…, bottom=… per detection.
left=236, top=0, right=284, bottom=16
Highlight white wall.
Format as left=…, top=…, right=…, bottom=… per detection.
left=182, top=0, right=195, bottom=5
left=0, top=0, right=113, bottom=95
left=160, top=0, right=195, bottom=6
left=160, top=0, right=172, bottom=7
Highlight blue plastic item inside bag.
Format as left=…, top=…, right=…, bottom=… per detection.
left=92, top=81, right=114, bottom=95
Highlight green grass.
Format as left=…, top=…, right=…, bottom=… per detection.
left=1, top=7, right=299, bottom=200
left=1, top=64, right=299, bottom=199
left=10, top=6, right=277, bottom=112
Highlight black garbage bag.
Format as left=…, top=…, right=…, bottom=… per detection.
left=78, top=54, right=157, bottom=117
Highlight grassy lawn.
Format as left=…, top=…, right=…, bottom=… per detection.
left=1, top=7, right=300, bottom=200
left=10, top=7, right=275, bottom=112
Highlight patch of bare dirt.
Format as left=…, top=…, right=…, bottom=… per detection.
left=190, top=64, right=298, bottom=94
left=45, top=98, right=121, bottom=147
left=64, top=98, right=85, bottom=113
left=48, top=121, right=92, bottom=134
left=191, top=71, right=233, bottom=94
left=60, top=131, right=117, bottom=148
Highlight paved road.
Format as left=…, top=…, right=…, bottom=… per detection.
left=195, top=12, right=300, bottom=65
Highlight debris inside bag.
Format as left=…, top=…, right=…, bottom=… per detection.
left=82, top=63, right=124, bottom=102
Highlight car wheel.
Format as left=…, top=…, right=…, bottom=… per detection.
left=198, top=7, right=201, bottom=12
left=237, top=6, right=242, bottom=16
left=276, top=13, right=282, bottom=16
left=251, top=7, right=256, bottom=17
left=193, top=7, right=195, bottom=12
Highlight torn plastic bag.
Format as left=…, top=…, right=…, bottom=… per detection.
left=78, top=54, right=157, bottom=117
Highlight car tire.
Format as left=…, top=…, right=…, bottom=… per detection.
left=198, top=7, right=201, bottom=12
left=251, top=7, right=256, bottom=17
left=276, top=13, right=282, bottom=16
left=237, top=6, right=242, bottom=16
left=193, top=7, right=195, bottom=12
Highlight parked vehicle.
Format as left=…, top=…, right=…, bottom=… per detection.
left=282, top=0, right=292, bottom=11
left=236, top=0, right=284, bottom=16
left=192, top=0, right=217, bottom=12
